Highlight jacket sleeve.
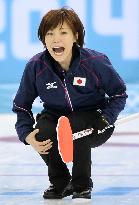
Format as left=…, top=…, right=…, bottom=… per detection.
left=95, top=55, right=128, bottom=124
left=12, top=62, right=38, bottom=144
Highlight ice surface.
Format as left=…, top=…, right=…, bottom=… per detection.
left=0, top=115, right=139, bottom=205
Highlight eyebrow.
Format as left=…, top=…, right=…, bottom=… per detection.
left=59, top=27, right=69, bottom=30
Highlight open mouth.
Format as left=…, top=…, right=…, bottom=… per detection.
left=52, top=47, right=65, bottom=55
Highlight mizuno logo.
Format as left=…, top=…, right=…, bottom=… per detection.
left=46, top=82, right=57, bottom=89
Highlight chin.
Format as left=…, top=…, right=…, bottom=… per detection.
left=54, top=56, right=66, bottom=63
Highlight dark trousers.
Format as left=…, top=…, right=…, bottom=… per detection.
left=35, top=113, right=93, bottom=193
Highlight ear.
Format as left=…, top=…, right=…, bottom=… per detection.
left=76, top=32, right=78, bottom=40
left=74, top=32, right=78, bottom=43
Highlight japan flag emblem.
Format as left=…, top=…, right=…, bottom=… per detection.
left=73, top=77, right=86, bottom=86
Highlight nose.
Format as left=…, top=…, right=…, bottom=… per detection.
left=53, top=33, right=61, bottom=43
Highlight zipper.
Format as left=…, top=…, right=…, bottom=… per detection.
left=62, top=70, right=73, bottom=111
left=46, top=64, right=74, bottom=112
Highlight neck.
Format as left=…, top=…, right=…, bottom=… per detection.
left=59, top=55, right=72, bottom=71
left=59, top=49, right=73, bottom=71
left=59, top=62, right=70, bottom=71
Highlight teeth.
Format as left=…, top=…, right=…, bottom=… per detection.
left=52, top=47, right=65, bottom=55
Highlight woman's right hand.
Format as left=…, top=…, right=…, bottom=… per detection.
left=25, top=129, right=53, bottom=155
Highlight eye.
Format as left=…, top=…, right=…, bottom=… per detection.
left=61, top=31, right=67, bottom=35
left=46, top=32, right=53, bottom=36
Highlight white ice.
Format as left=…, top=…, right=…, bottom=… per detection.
left=0, top=114, right=139, bottom=205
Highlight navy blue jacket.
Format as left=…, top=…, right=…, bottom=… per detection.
left=12, top=46, right=127, bottom=143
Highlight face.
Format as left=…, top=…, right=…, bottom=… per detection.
left=45, top=22, right=77, bottom=69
